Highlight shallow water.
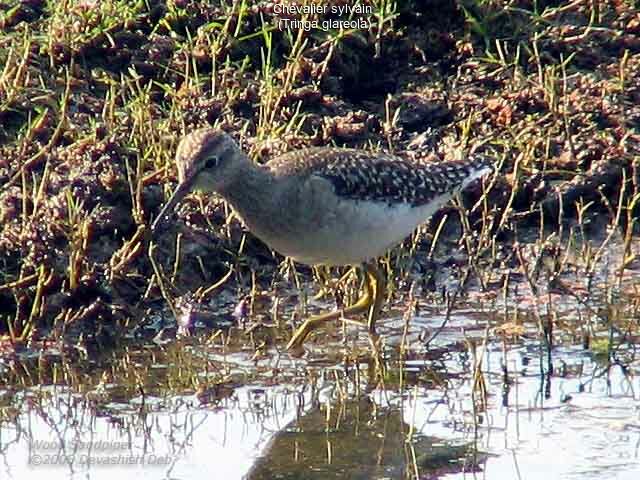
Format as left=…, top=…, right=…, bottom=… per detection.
left=1, top=304, right=639, bottom=480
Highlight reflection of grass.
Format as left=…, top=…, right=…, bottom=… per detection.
left=0, top=339, right=232, bottom=401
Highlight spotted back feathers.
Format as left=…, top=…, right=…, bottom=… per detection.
left=267, top=148, right=491, bottom=206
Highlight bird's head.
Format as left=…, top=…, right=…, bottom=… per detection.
left=151, top=128, right=244, bottom=235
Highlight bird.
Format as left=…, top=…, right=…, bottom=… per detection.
left=151, top=128, right=492, bottom=353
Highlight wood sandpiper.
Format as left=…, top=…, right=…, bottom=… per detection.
left=152, top=128, right=491, bottom=352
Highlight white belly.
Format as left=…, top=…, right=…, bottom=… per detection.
left=271, top=194, right=451, bottom=266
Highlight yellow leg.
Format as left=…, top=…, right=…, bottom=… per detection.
left=367, top=263, right=385, bottom=335
left=286, top=263, right=385, bottom=353
left=311, top=266, right=329, bottom=301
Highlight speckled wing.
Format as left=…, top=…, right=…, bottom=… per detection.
left=267, top=148, right=490, bottom=207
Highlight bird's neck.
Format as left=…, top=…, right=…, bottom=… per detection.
left=217, top=157, right=281, bottom=228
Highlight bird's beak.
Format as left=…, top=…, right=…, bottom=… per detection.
left=151, top=175, right=196, bottom=239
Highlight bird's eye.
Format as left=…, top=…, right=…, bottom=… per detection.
left=205, top=156, right=219, bottom=169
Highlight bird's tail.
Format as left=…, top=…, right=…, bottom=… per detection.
left=429, top=154, right=493, bottom=194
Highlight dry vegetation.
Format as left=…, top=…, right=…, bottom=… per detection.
left=0, top=0, right=639, bottom=356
